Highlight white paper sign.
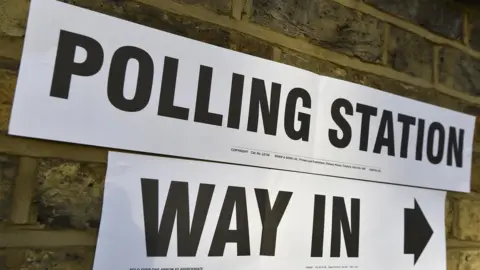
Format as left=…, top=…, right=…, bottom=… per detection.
left=9, top=0, right=475, bottom=192
left=94, top=152, right=446, bottom=270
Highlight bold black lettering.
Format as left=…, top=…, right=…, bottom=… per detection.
left=209, top=186, right=250, bottom=256
left=50, top=30, right=104, bottom=99
left=398, top=114, right=416, bottom=159
left=107, top=46, right=154, bottom=112
left=311, top=195, right=326, bottom=257
left=284, top=88, right=311, bottom=141
left=227, top=73, right=245, bottom=129
left=356, top=103, right=378, bottom=152
left=330, top=197, right=360, bottom=258
left=373, top=110, right=395, bottom=156
left=328, top=98, right=353, bottom=148
left=194, top=65, right=223, bottom=126
left=158, top=57, right=189, bottom=120
left=141, top=179, right=215, bottom=257
left=426, top=122, right=445, bottom=164
left=254, top=189, right=293, bottom=256
left=416, top=119, right=425, bottom=161
left=447, top=127, right=464, bottom=167
left=247, top=79, right=281, bottom=136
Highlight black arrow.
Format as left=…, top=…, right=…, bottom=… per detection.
left=404, top=199, right=433, bottom=265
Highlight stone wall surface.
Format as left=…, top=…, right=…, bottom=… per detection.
left=0, top=0, right=479, bottom=269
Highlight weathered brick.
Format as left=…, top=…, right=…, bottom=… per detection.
left=446, top=196, right=454, bottom=237
left=0, top=134, right=108, bottom=163
left=476, top=116, right=480, bottom=143
left=35, top=160, right=106, bottom=229
left=350, top=70, right=434, bottom=103
left=462, top=106, right=480, bottom=143
left=60, top=0, right=230, bottom=48
left=7, top=248, right=94, bottom=270
left=0, top=0, right=29, bottom=37
left=0, top=69, right=16, bottom=104
left=69, top=0, right=231, bottom=16
left=252, top=0, right=384, bottom=63
left=459, top=250, right=480, bottom=270
left=0, top=104, right=10, bottom=131
left=0, top=155, right=18, bottom=222
left=468, top=14, right=480, bottom=52
left=439, top=47, right=480, bottom=96
left=279, top=49, right=350, bottom=79
left=432, top=90, right=473, bottom=115
left=387, top=26, right=433, bottom=81
left=2, top=229, right=97, bottom=248
left=0, top=36, right=23, bottom=69
left=448, top=250, right=460, bottom=270
left=229, top=32, right=273, bottom=60
left=172, top=0, right=231, bottom=15
left=0, top=251, right=5, bottom=269
left=59, top=0, right=127, bottom=18
left=471, top=153, right=480, bottom=192
left=2, top=249, right=24, bottom=269
left=122, top=1, right=230, bottom=48
left=455, top=197, right=480, bottom=241
left=364, top=0, right=463, bottom=39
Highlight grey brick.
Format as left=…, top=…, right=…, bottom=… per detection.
left=252, top=0, right=384, bottom=63
left=365, top=0, right=463, bottom=39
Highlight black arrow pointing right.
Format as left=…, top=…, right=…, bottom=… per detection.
left=404, top=199, right=434, bottom=265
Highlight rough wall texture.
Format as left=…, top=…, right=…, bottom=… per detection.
left=0, top=0, right=479, bottom=269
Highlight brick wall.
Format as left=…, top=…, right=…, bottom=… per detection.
left=0, top=0, right=479, bottom=269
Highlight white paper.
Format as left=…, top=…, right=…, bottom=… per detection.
left=9, top=0, right=475, bottom=191
left=93, top=152, right=447, bottom=270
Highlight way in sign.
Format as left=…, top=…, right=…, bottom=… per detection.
left=140, top=179, right=360, bottom=258
left=140, top=180, right=433, bottom=264
left=94, top=152, right=447, bottom=270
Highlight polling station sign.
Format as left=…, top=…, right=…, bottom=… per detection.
left=9, top=0, right=476, bottom=192
left=93, top=152, right=447, bottom=270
